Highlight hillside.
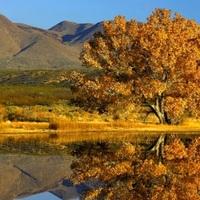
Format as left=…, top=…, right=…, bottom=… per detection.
left=0, top=14, right=104, bottom=70
left=49, top=20, right=104, bottom=46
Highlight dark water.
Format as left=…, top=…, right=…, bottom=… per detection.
left=0, top=132, right=199, bottom=200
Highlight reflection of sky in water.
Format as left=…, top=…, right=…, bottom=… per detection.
left=14, top=192, right=79, bottom=200
left=14, top=192, right=60, bottom=200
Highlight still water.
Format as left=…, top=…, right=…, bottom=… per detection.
left=0, top=135, right=85, bottom=200
left=14, top=192, right=71, bottom=200
left=0, top=132, right=199, bottom=200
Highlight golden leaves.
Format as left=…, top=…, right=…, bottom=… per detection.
left=137, top=78, right=166, bottom=99
left=164, top=97, right=187, bottom=120
left=75, top=8, right=200, bottom=123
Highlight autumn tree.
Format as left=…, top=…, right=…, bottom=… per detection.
left=70, top=9, right=200, bottom=124
left=70, top=136, right=200, bottom=200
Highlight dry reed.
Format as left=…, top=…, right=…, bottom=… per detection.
left=0, top=118, right=199, bottom=140
left=49, top=119, right=200, bottom=132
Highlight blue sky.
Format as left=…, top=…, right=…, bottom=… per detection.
left=1, top=0, right=200, bottom=29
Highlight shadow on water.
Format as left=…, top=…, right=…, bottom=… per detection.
left=0, top=131, right=199, bottom=200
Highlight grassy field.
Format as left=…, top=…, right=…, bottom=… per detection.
left=0, top=70, right=199, bottom=136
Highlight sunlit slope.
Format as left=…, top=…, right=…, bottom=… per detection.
left=0, top=14, right=81, bottom=69
left=49, top=20, right=104, bottom=47
left=0, top=14, right=142, bottom=70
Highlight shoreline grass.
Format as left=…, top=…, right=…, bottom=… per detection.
left=0, top=120, right=199, bottom=145
left=0, top=119, right=199, bottom=134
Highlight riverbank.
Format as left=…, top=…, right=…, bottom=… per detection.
left=0, top=119, right=199, bottom=134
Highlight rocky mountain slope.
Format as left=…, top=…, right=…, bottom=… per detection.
left=0, top=14, right=103, bottom=70
left=49, top=20, right=103, bottom=46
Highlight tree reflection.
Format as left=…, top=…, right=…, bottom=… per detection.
left=70, top=136, right=200, bottom=200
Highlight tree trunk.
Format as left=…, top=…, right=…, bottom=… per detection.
left=146, top=95, right=171, bottom=125
left=154, top=96, right=166, bottom=123
left=144, top=96, right=169, bottom=161
left=156, top=111, right=167, bottom=124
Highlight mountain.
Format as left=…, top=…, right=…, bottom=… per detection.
left=0, top=14, right=104, bottom=70
left=49, top=20, right=94, bottom=35
left=49, top=20, right=104, bottom=47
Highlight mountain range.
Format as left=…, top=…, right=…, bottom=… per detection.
left=0, top=14, right=104, bottom=70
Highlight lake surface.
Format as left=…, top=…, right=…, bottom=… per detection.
left=0, top=132, right=199, bottom=200
left=0, top=135, right=84, bottom=200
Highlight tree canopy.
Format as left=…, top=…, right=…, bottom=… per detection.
left=70, top=9, right=200, bottom=124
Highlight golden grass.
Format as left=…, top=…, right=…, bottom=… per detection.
left=0, top=120, right=199, bottom=145
left=48, top=119, right=200, bottom=132
left=0, top=118, right=199, bottom=133
left=0, top=117, right=199, bottom=145
left=0, top=121, right=49, bottom=133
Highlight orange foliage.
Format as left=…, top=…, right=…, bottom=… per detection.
left=70, top=9, right=200, bottom=124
